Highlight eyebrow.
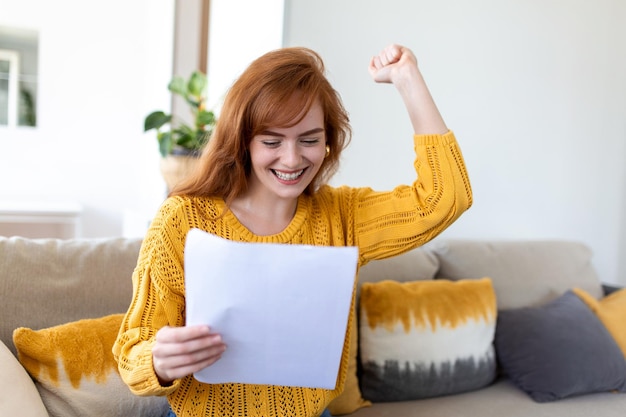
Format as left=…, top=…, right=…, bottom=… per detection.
left=259, top=127, right=325, bottom=138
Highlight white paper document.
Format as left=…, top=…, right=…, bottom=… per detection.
left=184, top=228, right=358, bottom=389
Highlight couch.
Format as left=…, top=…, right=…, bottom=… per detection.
left=1, top=236, right=625, bottom=417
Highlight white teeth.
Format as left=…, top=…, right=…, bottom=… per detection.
left=274, top=169, right=304, bottom=181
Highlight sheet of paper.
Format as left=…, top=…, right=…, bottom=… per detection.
left=184, top=228, right=358, bottom=389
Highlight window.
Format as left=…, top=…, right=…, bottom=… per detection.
left=0, top=26, right=39, bottom=127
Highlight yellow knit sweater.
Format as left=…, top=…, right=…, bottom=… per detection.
left=113, top=131, right=472, bottom=417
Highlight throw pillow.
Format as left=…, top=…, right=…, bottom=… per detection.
left=0, top=339, right=49, bottom=416
left=573, top=287, right=626, bottom=358
left=495, top=290, right=626, bottom=403
left=13, top=314, right=169, bottom=417
left=359, top=277, right=497, bottom=402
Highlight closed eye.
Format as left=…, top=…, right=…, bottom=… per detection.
left=300, top=137, right=321, bottom=145
left=261, top=140, right=281, bottom=148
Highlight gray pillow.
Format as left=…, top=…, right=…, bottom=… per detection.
left=495, top=290, right=626, bottom=402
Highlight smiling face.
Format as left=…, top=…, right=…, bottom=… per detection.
left=246, top=101, right=326, bottom=204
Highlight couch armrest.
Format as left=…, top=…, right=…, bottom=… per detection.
left=603, top=283, right=623, bottom=296
left=0, top=340, right=48, bottom=417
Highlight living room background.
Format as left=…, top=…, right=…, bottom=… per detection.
left=0, top=0, right=624, bottom=286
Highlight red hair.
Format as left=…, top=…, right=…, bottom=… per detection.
left=171, top=47, right=351, bottom=202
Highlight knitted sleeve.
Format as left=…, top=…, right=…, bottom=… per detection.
left=351, top=131, right=472, bottom=262
left=112, top=197, right=192, bottom=396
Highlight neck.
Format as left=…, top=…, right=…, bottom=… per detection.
left=229, top=194, right=299, bottom=236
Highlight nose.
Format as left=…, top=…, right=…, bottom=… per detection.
left=280, top=141, right=302, bottom=168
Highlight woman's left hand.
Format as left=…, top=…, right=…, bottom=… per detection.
left=368, top=44, right=418, bottom=85
left=368, top=43, right=447, bottom=135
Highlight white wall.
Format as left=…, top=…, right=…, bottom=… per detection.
left=283, top=0, right=626, bottom=285
left=0, top=0, right=174, bottom=237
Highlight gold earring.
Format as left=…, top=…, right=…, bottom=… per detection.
left=325, top=145, right=330, bottom=158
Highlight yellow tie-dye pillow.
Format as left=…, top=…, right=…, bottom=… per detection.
left=13, top=314, right=169, bottom=417
left=573, top=287, right=626, bottom=357
left=359, top=278, right=497, bottom=402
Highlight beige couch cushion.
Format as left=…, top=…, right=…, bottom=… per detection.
left=349, top=378, right=626, bottom=417
left=430, top=240, right=604, bottom=309
left=0, top=236, right=143, bottom=355
left=358, top=247, right=439, bottom=287
left=0, top=340, right=48, bottom=417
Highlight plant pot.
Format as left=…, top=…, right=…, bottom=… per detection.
left=160, top=154, right=200, bottom=191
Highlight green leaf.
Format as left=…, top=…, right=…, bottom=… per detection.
left=157, top=131, right=173, bottom=157
left=173, top=125, right=195, bottom=148
left=168, top=76, right=187, bottom=97
left=186, top=98, right=201, bottom=109
left=188, top=71, right=207, bottom=97
left=196, top=110, right=215, bottom=127
left=144, top=111, right=171, bottom=131
left=176, top=133, right=195, bottom=148
left=175, top=124, right=194, bottom=136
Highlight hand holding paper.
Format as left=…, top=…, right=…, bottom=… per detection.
left=184, top=228, right=358, bottom=389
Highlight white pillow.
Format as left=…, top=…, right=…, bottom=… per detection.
left=0, top=339, right=48, bottom=417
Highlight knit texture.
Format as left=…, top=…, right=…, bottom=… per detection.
left=113, top=131, right=472, bottom=417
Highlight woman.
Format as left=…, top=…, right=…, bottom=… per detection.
left=113, top=44, right=472, bottom=417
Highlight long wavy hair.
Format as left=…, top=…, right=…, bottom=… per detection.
left=170, top=47, right=351, bottom=203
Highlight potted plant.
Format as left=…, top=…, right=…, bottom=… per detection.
left=144, top=70, right=216, bottom=190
